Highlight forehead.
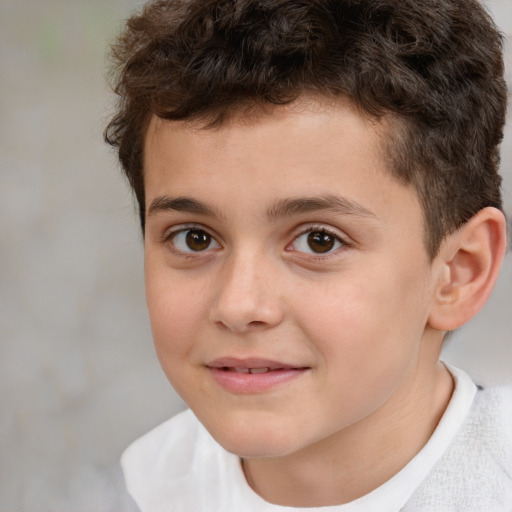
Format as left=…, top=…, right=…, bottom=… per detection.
left=144, top=96, right=388, bottom=184
left=143, top=97, right=421, bottom=235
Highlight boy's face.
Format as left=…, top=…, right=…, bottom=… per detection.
left=143, top=99, right=442, bottom=459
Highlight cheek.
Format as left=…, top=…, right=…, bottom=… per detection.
left=295, top=262, right=427, bottom=371
left=290, top=273, right=426, bottom=426
left=145, top=266, right=205, bottom=362
left=145, top=272, right=211, bottom=405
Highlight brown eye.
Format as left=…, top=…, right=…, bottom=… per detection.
left=291, top=229, right=344, bottom=255
left=186, top=230, right=211, bottom=251
left=307, top=231, right=336, bottom=253
left=171, top=228, right=220, bottom=253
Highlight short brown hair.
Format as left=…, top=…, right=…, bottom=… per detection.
left=105, top=0, right=507, bottom=258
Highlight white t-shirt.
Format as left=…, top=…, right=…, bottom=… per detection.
left=122, top=365, right=512, bottom=511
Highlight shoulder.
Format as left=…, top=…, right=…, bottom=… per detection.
left=120, top=409, right=257, bottom=512
left=121, top=409, right=210, bottom=510
left=444, top=364, right=512, bottom=463
left=471, top=383, right=512, bottom=421
left=409, top=379, right=512, bottom=511
left=466, top=384, right=512, bottom=471
left=121, top=408, right=200, bottom=481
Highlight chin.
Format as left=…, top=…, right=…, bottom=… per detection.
left=218, top=434, right=297, bottom=459
left=202, top=412, right=305, bottom=459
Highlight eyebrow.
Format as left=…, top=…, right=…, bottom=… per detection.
left=146, top=194, right=377, bottom=222
left=147, top=196, right=223, bottom=219
left=265, top=194, right=378, bottom=222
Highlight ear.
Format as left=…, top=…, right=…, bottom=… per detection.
left=428, top=207, right=507, bottom=331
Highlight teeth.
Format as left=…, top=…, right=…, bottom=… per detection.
left=249, top=368, right=270, bottom=374
left=230, top=367, right=273, bottom=374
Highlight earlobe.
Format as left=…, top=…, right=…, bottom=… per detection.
left=428, top=207, right=507, bottom=332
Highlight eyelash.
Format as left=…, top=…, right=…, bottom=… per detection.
left=164, top=224, right=221, bottom=256
left=287, top=225, right=349, bottom=257
left=162, top=224, right=349, bottom=258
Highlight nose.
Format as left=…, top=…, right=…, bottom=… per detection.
left=209, top=252, right=284, bottom=334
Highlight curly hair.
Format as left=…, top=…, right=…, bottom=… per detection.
left=104, top=0, right=507, bottom=258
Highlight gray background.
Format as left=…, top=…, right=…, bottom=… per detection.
left=0, top=0, right=511, bottom=510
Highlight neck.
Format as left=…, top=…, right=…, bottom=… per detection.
left=242, top=338, right=454, bottom=507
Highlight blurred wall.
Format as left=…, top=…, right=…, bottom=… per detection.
left=0, top=0, right=510, bottom=510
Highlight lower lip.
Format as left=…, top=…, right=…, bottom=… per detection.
left=208, top=367, right=307, bottom=393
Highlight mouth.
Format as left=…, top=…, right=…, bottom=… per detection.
left=206, top=357, right=309, bottom=393
left=221, top=367, right=281, bottom=374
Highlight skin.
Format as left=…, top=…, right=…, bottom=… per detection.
left=143, top=98, right=455, bottom=506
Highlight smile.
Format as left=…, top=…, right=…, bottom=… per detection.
left=207, top=358, right=309, bottom=393
left=222, top=366, right=300, bottom=374
left=231, top=367, right=272, bottom=374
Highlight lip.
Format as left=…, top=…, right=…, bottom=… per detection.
left=207, top=357, right=309, bottom=394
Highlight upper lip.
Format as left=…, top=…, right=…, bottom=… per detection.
left=207, top=357, right=306, bottom=370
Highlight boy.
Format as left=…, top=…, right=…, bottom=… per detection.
left=105, top=0, right=511, bottom=510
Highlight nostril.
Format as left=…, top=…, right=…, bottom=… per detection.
left=248, top=321, right=265, bottom=328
